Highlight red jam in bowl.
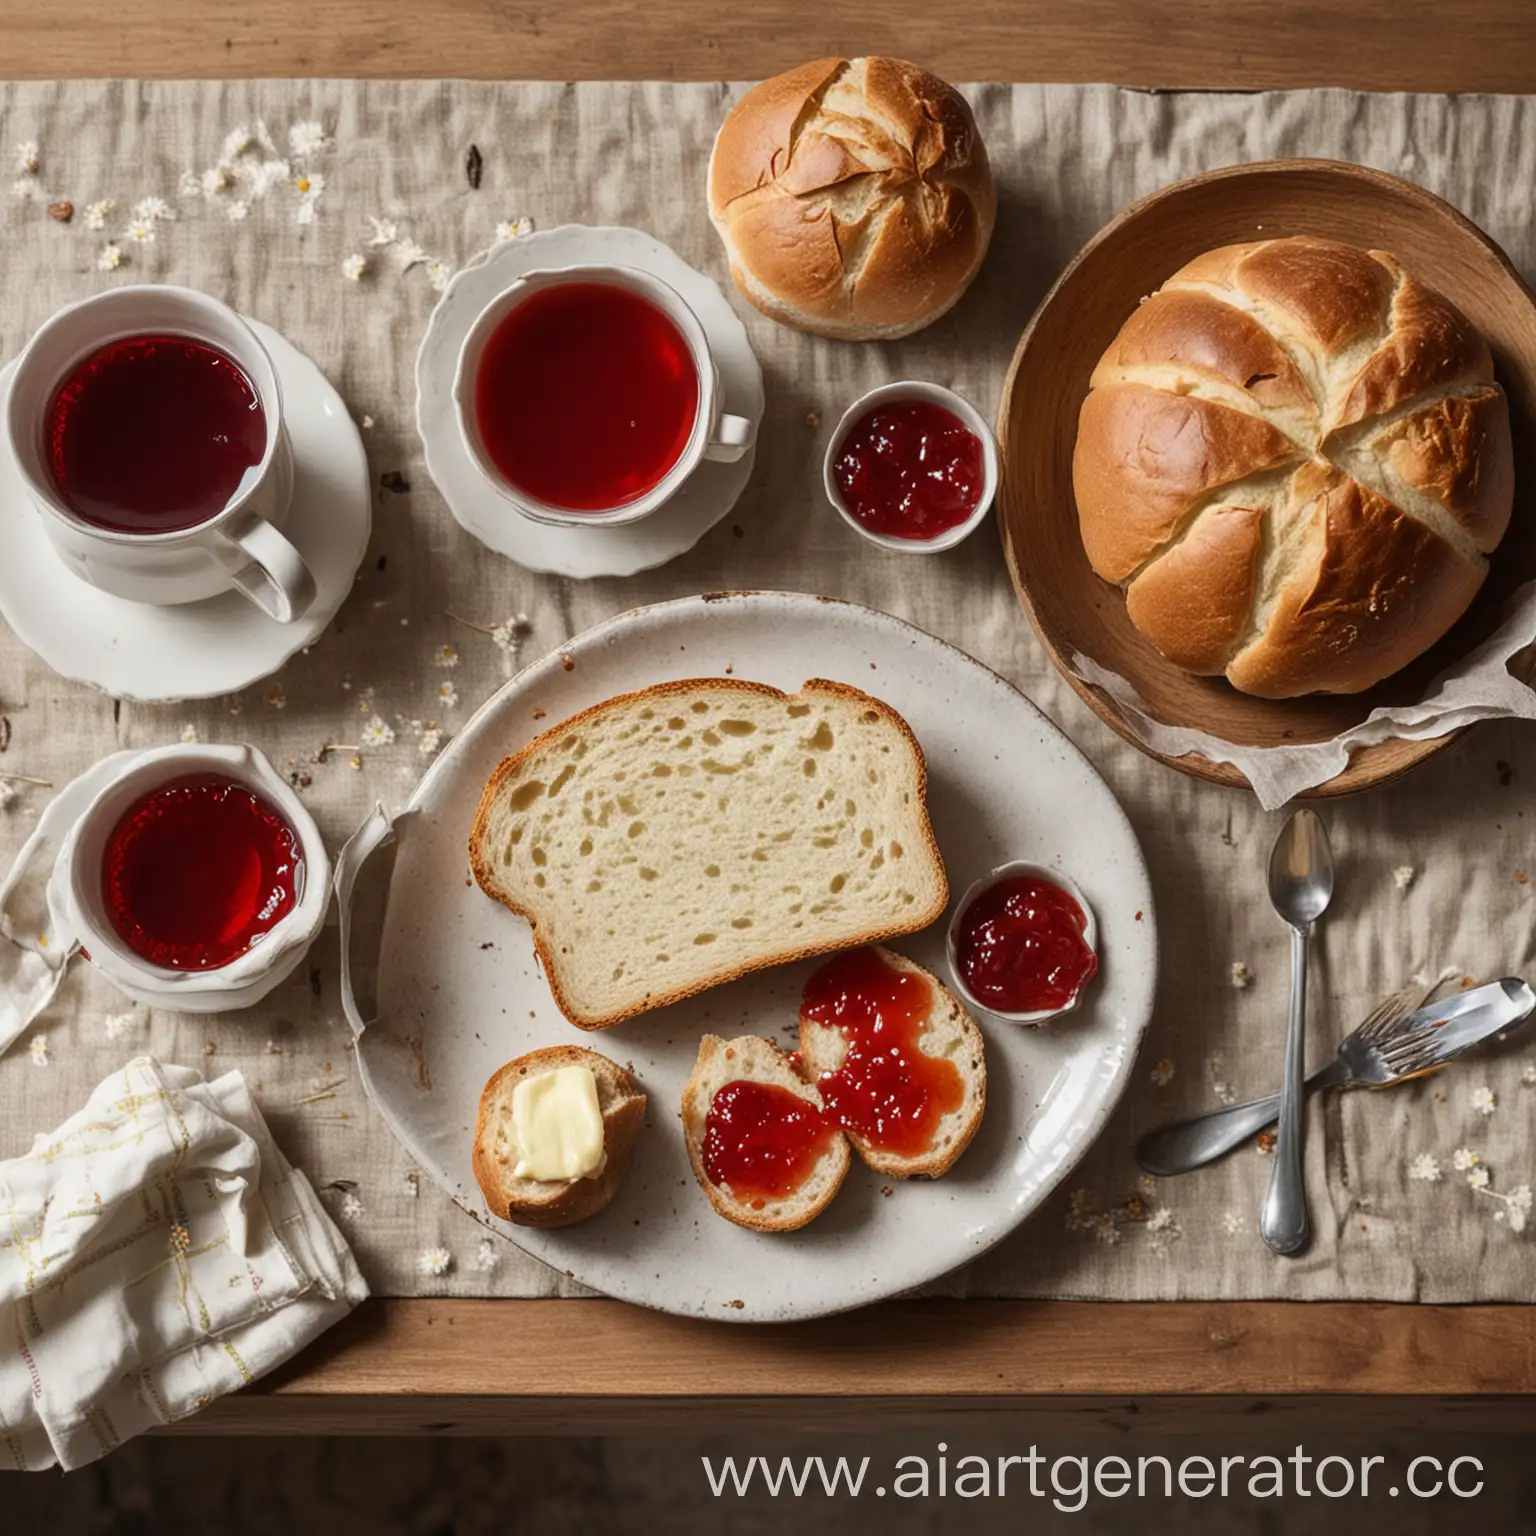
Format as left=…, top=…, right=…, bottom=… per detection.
left=800, top=947, right=965, bottom=1155
left=701, top=1080, right=836, bottom=1206
left=954, top=874, right=1097, bottom=1015
left=832, top=398, right=984, bottom=541
left=101, top=773, right=304, bottom=971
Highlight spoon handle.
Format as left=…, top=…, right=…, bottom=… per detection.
left=1261, top=923, right=1311, bottom=1254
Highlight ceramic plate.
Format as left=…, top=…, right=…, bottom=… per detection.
left=0, top=321, right=370, bottom=702
left=347, top=592, right=1157, bottom=1322
left=415, top=225, right=764, bottom=579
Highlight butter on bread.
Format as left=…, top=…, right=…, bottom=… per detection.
left=472, top=1045, right=646, bottom=1228
left=469, top=677, right=948, bottom=1030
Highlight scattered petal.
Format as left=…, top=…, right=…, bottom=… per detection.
left=1392, top=864, right=1416, bottom=891
left=1522, top=1064, right=1536, bottom=1088
left=1409, top=1152, right=1442, bottom=1183
left=395, top=238, right=430, bottom=272
left=287, top=120, right=330, bottom=159
left=12, top=177, right=42, bottom=202
left=226, top=200, right=250, bottom=224
left=200, top=166, right=230, bottom=198
left=341, top=252, right=367, bottom=282
left=29, top=1036, right=49, bottom=1067
left=104, top=1011, right=139, bottom=1039
left=366, top=215, right=399, bottom=247
left=1221, top=1211, right=1245, bottom=1237
left=221, top=124, right=255, bottom=162
left=474, top=1237, right=501, bottom=1271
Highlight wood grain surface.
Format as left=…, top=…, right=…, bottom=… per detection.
left=5, top=0, right=1536, bottom=92
left=177, top=1298, right=1536, bottom=1433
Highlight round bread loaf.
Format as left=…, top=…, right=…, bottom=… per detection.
left=1073, top=235, right=1514, bottom=698
left=707, top=57, right=996, bottom=341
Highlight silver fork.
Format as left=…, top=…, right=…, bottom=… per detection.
left=1137, top=977, right=1535, bottom=1177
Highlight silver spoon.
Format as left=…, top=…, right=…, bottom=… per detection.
left=1262, top=808, right=1335, bottom=1255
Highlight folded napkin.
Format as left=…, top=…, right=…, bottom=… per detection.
left=0, top=1057, right=367, bottom=1471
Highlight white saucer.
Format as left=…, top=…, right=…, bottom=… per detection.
left=0, top=321, right=370, bottom=702
left=416, top=225, right=764, bottom=579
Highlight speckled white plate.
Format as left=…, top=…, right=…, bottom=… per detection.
left=338, top=592, right=1157, bottom=1322
left=415, top=225, right=764, bottom=579
left=0, top=321, right=370, bottom=702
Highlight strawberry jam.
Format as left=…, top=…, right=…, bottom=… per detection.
left=832, top=399, right=984, bottom=541
left=101, top=773, right=303, bottom=971
left=954, top=874, right=1097, bottom=1014
left=801, top=947, right=964, bottom=1156
left=701, top=1080, right=836, bottom=1205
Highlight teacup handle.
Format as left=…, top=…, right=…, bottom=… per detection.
left=703, top=412, right=755, bottom=464
left=212, top=518, right=317, bottom=624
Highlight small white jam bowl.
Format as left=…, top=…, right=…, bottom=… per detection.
left=822, top=380, right=999, bottom=555
left=49, top=742, right=331, bottom=1013
left=945, top=860, right=1099, bottom=1026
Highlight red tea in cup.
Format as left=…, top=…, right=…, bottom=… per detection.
left=473, top=281, right=699, bottom=512
left=45, top=333, right=267, bottom=534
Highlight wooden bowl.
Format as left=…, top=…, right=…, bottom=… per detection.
left=996, top=159, right=1536, bottom=796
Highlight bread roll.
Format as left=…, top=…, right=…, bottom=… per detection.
left=707, top=57, right=996, bottom=341
left=1073, top=235, right=1514, bottom=698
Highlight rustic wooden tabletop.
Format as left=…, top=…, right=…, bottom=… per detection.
left=7, top=0, right=1535, bottom=1431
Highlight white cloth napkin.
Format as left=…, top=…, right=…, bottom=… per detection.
left=0, top=1057, right=367, bottom=1471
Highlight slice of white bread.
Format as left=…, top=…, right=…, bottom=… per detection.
left=681, top=1034, right=850, bottom=1232
left=798, top=945, right=986, bottom=1178
left=472, top=1045, right=646, bottom=1228
left=469, top=677, right=949, bottom=1029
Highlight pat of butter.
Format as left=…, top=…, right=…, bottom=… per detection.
left=512, top=1066, right=605, bottom=1182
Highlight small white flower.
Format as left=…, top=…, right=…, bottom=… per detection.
left=402, top=1172, right=420, bottom=1198
left=12, top=177, right=41, bottom=202
left=1467, top=1166, right=1491, bottom=1191
left=494, top=215, right=534, bottom=243
left=226, top=200, right=250, bottom=224
left=247, top=158, right=290, bottom=198
left=266, top=685, right=287, bottom=711
left=361, top=719, right=396, bottom=748
left=122, top=219, right=155, bottom=245
left=1521, top=1063, right=1536, bottom=1087
left=340, top=1192, right=364, bottom=1220
left=0, top=780, right=16, bottom=812
left=29, top=1036, right=49, bottom=1066
left=1469, top=1085, right=1497, bottom=1117
left=1063, top=1188, right=1094, bottom=1233
left=474, top=1237, right=500, bottom=1271
left=221, top=124, right=255, bottom=162
left=287, top=120, right=329, bottom=159
left=1091, top=1211, right=1122, bottom=1246
left=438, top=681, right=460, bottom=708
left=179, top=722, right=199, bottom=743
left=1229, top=961, right=1250, bottom=989
left=366, top=215, right=399, bottom=247
left=179, top=169, right=203, bottom=198
left=1409, top=1152, right=1442, bottom=1183
left=361, top=414, right=375, bottom=429
left=1392, top=864, right=1417, bottom=891
left=132, top=195, right=176, bottom=223
left=1507, top=1186, right=1532, bottom=1234
left=395, top=238, right=429, bottom=272
left=419, top=728, right=442, bottom=757
left=200, top=166, right=230, bottom=198
left=1146, top=1207, right=1175, bottom=1233
left=13, top=140, right=39, bottom=174
left=341, top=252, right=367, bottom=282
left=264, top=1039, right=283, bottom=1055
left=1149, top=1058, right=1175, bottom=1088
left=294, top=169, right=325, bottom=209
left=96, top=243, right=125, bottom=271
left=427, top=260, right=453, bottom=293
left=83, top=197, right=115, bottom=230
left=1452, top=1147, right=1480, bottom=1171
left=104, top=1011, right=138, bottom=1040
left=1221, top=1211, right=1245, bottom=1237
left=490, top=613, right=532, bottom=656
left=419, top=1246, right=452, bottom=1277
left=437, top=643, right=460, bottom=669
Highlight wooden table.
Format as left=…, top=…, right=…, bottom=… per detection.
left=9, top=0, right=1536, bottom=1433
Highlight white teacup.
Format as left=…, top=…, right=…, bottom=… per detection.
left=5, top=285, right=316, bottom=622
left=453, top=263, right=754, bottom=529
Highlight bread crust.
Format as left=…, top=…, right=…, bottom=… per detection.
left=472, top=1045, right=646, bottom=1229
left=1073, top=234, right=1513, bottom=697
left=468, top=677, right=949, bottom=1031
left=681, top=1034, right=850, bottom=1232
left=708, top=57, right=996, bottom=341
